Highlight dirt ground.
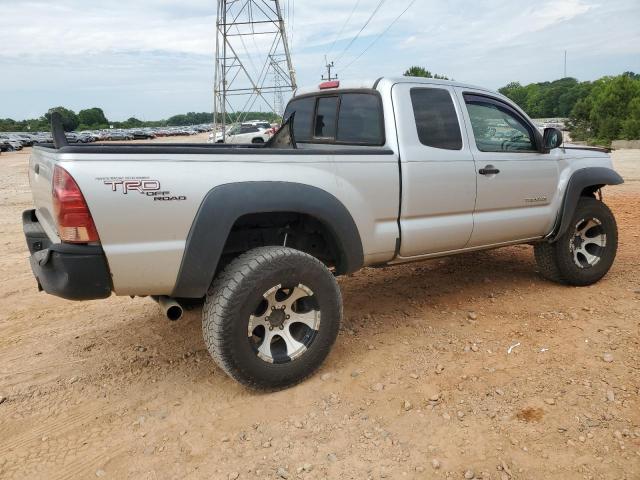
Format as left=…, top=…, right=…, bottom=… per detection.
left=0, top=141, right=638, bottom=480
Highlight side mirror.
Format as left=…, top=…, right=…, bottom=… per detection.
left=542, top=127, right=563, bottom=151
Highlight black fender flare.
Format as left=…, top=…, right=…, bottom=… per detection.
left=172, top=182, right=364, bottom=298
left=550, top=167, right=623, bottom=242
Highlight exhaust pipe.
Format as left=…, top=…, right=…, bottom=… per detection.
left=152, top=296, right=184, bottom=321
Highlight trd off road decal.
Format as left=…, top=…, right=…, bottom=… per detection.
left=96, top=176, right=186, bottom=201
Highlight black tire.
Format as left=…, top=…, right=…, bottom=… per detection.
left=534, top=197, right=617, bottom=286
left=202, top=246, right=342, bottom=390
left=251, top=137, right=264, bottom=143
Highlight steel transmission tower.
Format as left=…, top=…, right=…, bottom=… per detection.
left=213, top=0, right=297, bottom=133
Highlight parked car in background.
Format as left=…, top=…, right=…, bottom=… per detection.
left=210, top=123, right=273, bottom=144
left=242, top=120, right=272, bottom=130
left=76, top=133, right=96, bottom=143
left=1, top=123, right=212, bottom=149
left=0, top=136, right=23, bottom=151
left=107, top=130, right=133, bottom=141
left=13, top=134, right=35, bottom=147
left=131, top=130, right=156, bottom=140
left=32, top=133, right=53, bottom=144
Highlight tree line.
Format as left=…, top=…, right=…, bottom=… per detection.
left=404, top=67, right=640, bottom=145
left=4, top=70, right=638, bottom=145
left=498, top=72, right=640, bottom=144
left=0, top=109, right=281, bottom=133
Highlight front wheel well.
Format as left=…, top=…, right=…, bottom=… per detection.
left=218, top=212, right=342, bottom=275
left=580, top=184, right=603, bottom=198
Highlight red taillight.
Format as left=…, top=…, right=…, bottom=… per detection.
left=319, top=80, right=340, bottom=89
left=52, top=165, right=100, bottom=243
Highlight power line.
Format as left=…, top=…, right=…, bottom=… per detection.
left=326, top=0, right=362, bottom=57
left=339, top=0, right=417, bottom=74
left=334, top=0, right=388, bottom=64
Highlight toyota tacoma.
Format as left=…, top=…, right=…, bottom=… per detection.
left=23, top=77, right=623, bottom=389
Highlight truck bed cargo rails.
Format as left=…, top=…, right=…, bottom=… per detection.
left=33, top=143, right=395, bottom=156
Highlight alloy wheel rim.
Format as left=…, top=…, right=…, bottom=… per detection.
left=248, top=284, right=321, bottom=364
left=570, top=217, right=606, bottom=268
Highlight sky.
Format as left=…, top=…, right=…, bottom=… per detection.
left=0, top=0, right=639, bottom=121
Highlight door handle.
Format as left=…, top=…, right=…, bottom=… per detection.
left=479, top=165, right=500, bottom=175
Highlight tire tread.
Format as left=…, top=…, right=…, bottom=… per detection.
left=202, top=246, right=341, bottom=391
left=534, top=197, right=617, bottom=286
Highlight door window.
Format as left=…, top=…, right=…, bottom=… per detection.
left=410, top=88, right=462, bottom=150
left=464, top=96, right=536, bottom=152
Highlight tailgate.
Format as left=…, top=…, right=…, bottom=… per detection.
left=28, top=147, right=61, bottom=242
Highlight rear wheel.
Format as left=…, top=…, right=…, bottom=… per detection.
left=251, top=137, right=265, bottom=144
left=534, top=197, right=617, bottom=286
left=202, top=246, right=342, bottom=390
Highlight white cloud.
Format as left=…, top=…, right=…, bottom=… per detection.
left=0, top=1, right=215, bottom=56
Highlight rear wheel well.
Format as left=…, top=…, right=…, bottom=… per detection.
left=218, top=212, right=341, bottom=275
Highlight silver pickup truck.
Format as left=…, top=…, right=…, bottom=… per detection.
left=23, top=77, right=623, bottom=389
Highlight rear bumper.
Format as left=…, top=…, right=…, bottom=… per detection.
left=23, top=209, right=112, bottom=300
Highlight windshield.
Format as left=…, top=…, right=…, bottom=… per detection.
left=227, top=125, right=241, bottom=135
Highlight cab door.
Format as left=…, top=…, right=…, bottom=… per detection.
left=393, top=82, right=477, bottom=257
left=455, top=89, right=560, bottom=246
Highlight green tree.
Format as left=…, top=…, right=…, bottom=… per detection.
left=403, top=66, right=449, bottom=80
left=566, top=73, right=640, bottom=144
left=499, top=77, right=586, bottom=118
left=125, top=117, right=144, bottom=128
left=621, top=96, right=640, bottom=139
left=589, top=74, right=640, bottom=141
left=498, top=82, right=528, bottom=109
left=78, top=108, right=108, bottom=128
left=45, top=107, right=79, bottom=132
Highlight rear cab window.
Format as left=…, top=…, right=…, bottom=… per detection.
left=283, top=90, right=385, bottom=146
left=409, top=87, right=462, bottom=150
left=314, top=97, right=338, bottom=138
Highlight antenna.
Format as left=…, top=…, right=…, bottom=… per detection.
left=322, top=56, right=338, bottom=81
left=564, top=50, right=567, bottom=78
left=213, top=0, right=297, bottom=135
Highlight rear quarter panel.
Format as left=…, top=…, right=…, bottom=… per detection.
left=60, top=151, right=399, bottom=296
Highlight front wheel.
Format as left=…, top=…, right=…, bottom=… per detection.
left=534, top=197, right=618, bottom=286
left=202, top=246, right=342, bottom=390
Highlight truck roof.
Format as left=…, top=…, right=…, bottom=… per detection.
left=294, top=76, right=496, bottom=97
